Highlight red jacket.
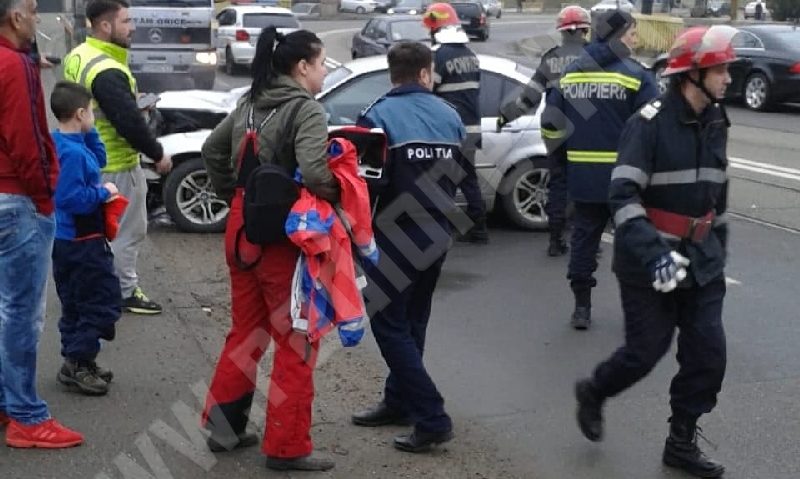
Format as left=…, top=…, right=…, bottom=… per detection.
left=0, top=36, right=58, bottom=215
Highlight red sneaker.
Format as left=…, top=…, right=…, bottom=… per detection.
left=0, top=412, right=9, bottom=427
left=6, top=418, right=84, bottom=449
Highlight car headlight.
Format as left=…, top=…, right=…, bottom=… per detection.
left=409, top=8, right=416, bottom=13
left=195, top=52, right=217, bottom=65
left=387, top=7, right=394, bottom=13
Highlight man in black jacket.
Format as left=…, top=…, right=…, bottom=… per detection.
left=64, top=0, right=171, bottom=315
left=574, top=26, right=739, bottom=478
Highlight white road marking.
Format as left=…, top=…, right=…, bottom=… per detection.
left=729, top=156, right=800, bottom=182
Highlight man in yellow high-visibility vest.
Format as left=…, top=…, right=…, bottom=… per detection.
left=64, top=0, right=172, bottom=315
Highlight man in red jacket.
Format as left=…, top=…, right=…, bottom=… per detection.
left=0, top=0, right=84, bottom=449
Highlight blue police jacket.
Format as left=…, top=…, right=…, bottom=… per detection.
left=610, top=90, right=730, bottom=286
left=542, top=39, right=658, bottom=203
left=433, top=43, right=481, bottom=148
left=357, top=83, right=466, bottom=233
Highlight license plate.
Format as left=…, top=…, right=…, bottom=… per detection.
left=141, top=64, right=172, bottom=73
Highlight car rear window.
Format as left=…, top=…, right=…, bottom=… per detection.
left=242, top=13, right=300, bottom=29
left=452, top=2, right=481, bottom=16
left=390, top=20, right=429, bottom=41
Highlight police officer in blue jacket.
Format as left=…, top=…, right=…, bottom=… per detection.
left=351, top=41, right=466, bottom=454
left=423, top=2, right=487, bottom=244
left=542, top=10, right=658, bottom=329
left=574, top=26, right=738, bottom=478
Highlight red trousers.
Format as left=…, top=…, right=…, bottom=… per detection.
left=202, top=192, right=319, bottom=458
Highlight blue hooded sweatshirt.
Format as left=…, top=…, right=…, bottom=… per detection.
left=51, top=128, right=111, bottom=240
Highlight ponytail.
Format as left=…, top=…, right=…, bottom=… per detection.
left=249, top=27, right=324, bottom=102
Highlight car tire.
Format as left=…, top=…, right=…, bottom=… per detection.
left=498, top=158, right=550, bottom=231
left=225, top=47, right=236, bottom=76
left=352, top=51, right=358, bottom=59
left=478, top=30, right=488, bottom=42
left=356, top=6, right=365, bottom=13
left=163, top=157, right=229, bottom=233
left=743, top=72, right=771, bottom=112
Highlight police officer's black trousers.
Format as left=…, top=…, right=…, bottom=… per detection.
left=363, top=225, right=453, bottom=434
left=591, top=277, right=727, bottom=419
left=458, top=148, right=485, bottom=222
left=53, top=238, right=121, bottom=362
left=568, top=202, right=611, bottom=300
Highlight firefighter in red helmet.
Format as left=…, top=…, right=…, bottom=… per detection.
left=422, top=3, right=489, bottom=243
left=498, top=5, right=591, bottom=257
left=574, top=25, right=739, bottom=479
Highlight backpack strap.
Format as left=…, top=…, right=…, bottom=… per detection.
left=232, top=97, right=309, bottom=270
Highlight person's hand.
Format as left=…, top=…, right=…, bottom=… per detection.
left=651, top=251, right=690, bottom=293
left=496, top=114, right=508, bottom=132
left=155, top=154, right=173, bottom=174
left=104, top=182, right=119, bottom=197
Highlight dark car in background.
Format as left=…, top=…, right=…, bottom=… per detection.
left=351, top=15, right=430, bottom=58
left=451, top=1, right=489, bottom=41
left=387, top=0, right=431, bottom=15
left=652, top=24, right=800, bottom=111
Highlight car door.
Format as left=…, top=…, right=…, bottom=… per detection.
left=370, top=20, right=390, bottom=55
left=353, top=20, right=375, bottom=57
left=477, top=71, right=516, bottom=170
left=729, top=31, right=762, bottom=96
left=215, top=9, right=237, bottom=52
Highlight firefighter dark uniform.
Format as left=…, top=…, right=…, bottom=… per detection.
left=574, top=25, right=740, bottom=479
left=422, top=4, right=486, bottom=244
left=542, top=10, right=658, bottom=328
left=499, top=5, right=591, bottom=256
left=353, top=81, right=464, bottom=451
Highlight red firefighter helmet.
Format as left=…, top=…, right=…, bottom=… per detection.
left=422, top=2, right=460, bottom=31
left=663, top=25, right=739, bottom=76
left=556, top=5, right=591, bottom=31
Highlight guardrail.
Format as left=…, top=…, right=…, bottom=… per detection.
left=632, top=13, right=684, bottom=54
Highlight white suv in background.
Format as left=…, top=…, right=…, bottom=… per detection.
left=215, top=5, right=301, bottom=74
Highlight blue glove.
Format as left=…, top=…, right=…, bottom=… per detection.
left=651, top=251, right=690, bottom=293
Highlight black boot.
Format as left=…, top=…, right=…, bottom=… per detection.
left=266, top=453, right=335, bottom=471
left=207, top=431, right=259, bottom=452
left=575, top=379, right=604, bottom=442
left=571, top=289, right=591, bottom=330
left=352, top=401, right=411, bottom=427
left=457, top=216, right=489, bottom=244
left=663, top=417, right=725, bottom=478
left=547, top=230, right=568, bottom=257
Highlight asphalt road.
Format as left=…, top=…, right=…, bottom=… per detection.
left=7, top=12, right=799, bottom=479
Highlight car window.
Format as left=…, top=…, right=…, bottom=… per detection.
left=321, top=71, right=392, bottom=125
left=373, top=20, right=388, bottom=39
left=480, top=71, right=527, bottom=118
left=732, top=31, right=763, bottom=49
left=217, top=9, right=235, bottom=26
left=773, top=31, right=800, bottom=51
left=322, top=66, right=353, bottom=91
left=452, top=2, right=482, bottom=16
left=389, top=20, right=428, bottom=41
left=242, top=13, right=300, bottom=29
left=362, top=19, right=377, bottom=37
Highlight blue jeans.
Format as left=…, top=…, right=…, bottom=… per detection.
left=0, top=194, right=55, bottom=425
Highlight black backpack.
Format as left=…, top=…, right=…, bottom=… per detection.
left=234, top=99, right=304, bottom=269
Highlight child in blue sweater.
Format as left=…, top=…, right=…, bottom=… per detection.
left=50, top=81, right=122, bottom=396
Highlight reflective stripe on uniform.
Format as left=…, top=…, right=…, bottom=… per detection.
left=465, top=125, right=482, bottom=133
left=436, top=81, right=480, bottom=93
left=650, top=168, right=727, bottom=186
left=567, top=150, right=617, bottom=163
left=541, top=128, right=566, bottom=139
left=613, top=203, right=646, bottom=226
left=611, top=165, right=649, bottom=188
left=560, top=72, right=642, bottom=91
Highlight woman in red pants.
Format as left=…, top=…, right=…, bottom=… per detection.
left=200, top=26, right=340, bottom=472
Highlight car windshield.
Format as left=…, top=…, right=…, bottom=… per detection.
left=390, top=20, right=428, bottom=41
left=322, top=66, right=354, bottom=91
left=242, top=13, right=300, bottom=28
left=452, top=2, right=481, bottom=15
